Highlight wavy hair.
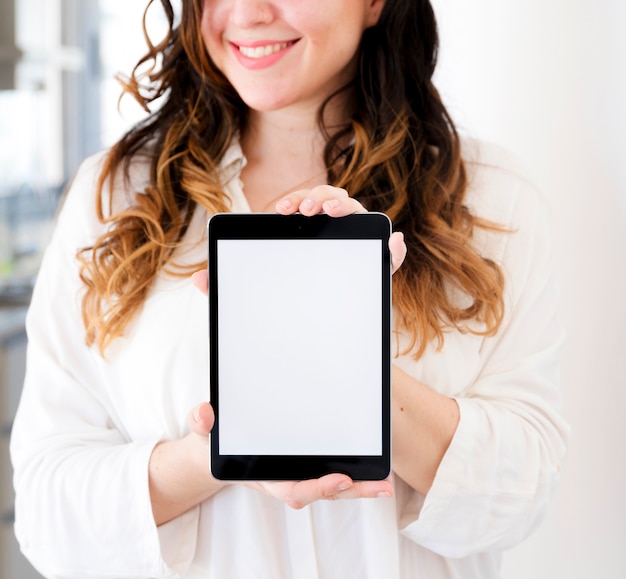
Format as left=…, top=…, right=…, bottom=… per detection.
left=79, top=0, right=505, bottom=357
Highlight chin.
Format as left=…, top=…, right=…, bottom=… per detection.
left=234, top=84, right=311, bottom=113
left=241, top=98, right=296, bottom=113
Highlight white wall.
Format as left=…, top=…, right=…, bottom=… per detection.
left=430, top=1, right=626, bottom=577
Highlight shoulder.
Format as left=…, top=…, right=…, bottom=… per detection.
left=55, top=149, right=153, bottom=246
left=61, top=149, right=153, bottom=212
left=458, top=140, right=558, bottom=304
left=462, top=139, right=548, bottom=224
left=461, top=138, right=550, bottom=229
left=462, top=138, right=533, bottom=193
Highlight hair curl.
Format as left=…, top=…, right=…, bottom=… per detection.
left=79, top=0, right=505, bottom=357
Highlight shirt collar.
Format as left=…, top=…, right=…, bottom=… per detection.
left=219, top=136, right=247, bottom=188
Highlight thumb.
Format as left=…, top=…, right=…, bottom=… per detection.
left=191, top=269, right=209, bottom=296
left=188, top=402, right=215, bottom=436
left=389, top=231, right=407, bottom=274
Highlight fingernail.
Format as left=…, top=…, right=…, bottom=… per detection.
left=337, top=481, right=352, bottom=491
left=193, top=406, right=201, bottom=423
left=377, top=491, right=392, bottom=498
left=302, top=198, right=314, bottom=209
left=277, top=198, right=292, bottom=210
left=324, top=199, right=340, bottom=210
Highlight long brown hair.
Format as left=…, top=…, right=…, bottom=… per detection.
left=79, top=0, right=505, bottom=357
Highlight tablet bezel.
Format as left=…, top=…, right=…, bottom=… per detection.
left=208, top=212, right=392, bottom=481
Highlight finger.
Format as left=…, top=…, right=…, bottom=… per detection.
left=283, top=476, right=393, bottom=509
left=279, top=474, right=355, bottom=509
left=275, top=196, right=298, bottom=215
left=275, top=188, right=322, bottom=215
left=331, top=479, right=394, bottom=501
left=187, top=402, right=215, bottom=436
left=321, top=196, right=368, bottom=217
left=276, top=185, right=359, bottom=217
left=191, top=270, right=209, bottom=295
left=276, top=188, right=329, bottom=216
left=388, top=231, right=407, bottom=274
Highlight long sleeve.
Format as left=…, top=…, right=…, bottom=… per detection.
left=10, top=154, right=199, bottom=578
left=10, top=141, right=571, bottom=579
left=397, top=150, right=570, bottom=557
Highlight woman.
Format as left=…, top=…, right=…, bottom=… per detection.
left=11, top=0, right=569, bottom=577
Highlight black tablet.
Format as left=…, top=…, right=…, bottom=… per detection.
left=207, top=212, right=392, bottom=481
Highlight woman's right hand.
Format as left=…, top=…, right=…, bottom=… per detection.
left=187, top=402, right=393, bottom=510
left=148, top=402, right=226, bottom=526
left=245, top=474, right=393, bottom=510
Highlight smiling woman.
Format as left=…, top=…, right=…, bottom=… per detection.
left=200, top=0, right=384, bottom=111
left=9, top=1, right=569, bottom=578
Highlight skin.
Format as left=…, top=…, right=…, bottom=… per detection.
left=200, top=0, right=385, bottom=113
left=148, top=0, right=460, bottom=526
left=200, top=0, right=388, bottom=209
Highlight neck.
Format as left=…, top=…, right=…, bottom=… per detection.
left=239, top=93, right=353, bottom=211
left=242, top=110, right=324, bottom=167
left=241, top=87, right=352, bottom=164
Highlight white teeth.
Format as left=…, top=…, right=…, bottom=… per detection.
left=239, top=42, right=291, bottom=59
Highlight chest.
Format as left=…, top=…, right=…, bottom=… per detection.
left=238, top=158, right=328, bottom=212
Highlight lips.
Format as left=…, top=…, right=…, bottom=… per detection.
left=230, top=38, right=300, bottom=69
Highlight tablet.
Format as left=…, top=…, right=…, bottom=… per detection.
left=208, top=212, right=392, bottom=481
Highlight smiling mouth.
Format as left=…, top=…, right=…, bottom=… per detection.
left=237, top=41, right=297, bottom=59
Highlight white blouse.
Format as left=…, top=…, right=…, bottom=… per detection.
left=10, top=140, right=570, bottom=579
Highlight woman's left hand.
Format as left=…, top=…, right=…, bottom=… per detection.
left=276, top=185, right=407, bottom=274
left=192, top=187, right=407, bottom=294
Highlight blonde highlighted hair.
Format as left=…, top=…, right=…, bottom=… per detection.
left=79, top=0, right=505, bottom=357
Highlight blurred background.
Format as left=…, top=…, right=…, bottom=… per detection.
left=430, top=1, right=626, bottom=578
left=0, top=0, right=624, bottom=577
left=1, top=1, right=164, bottom=576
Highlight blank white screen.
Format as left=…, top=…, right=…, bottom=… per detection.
left=217, top=239, right=382, bottom=455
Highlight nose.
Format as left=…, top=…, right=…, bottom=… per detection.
left=230, top=0, right=276, bottom=28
